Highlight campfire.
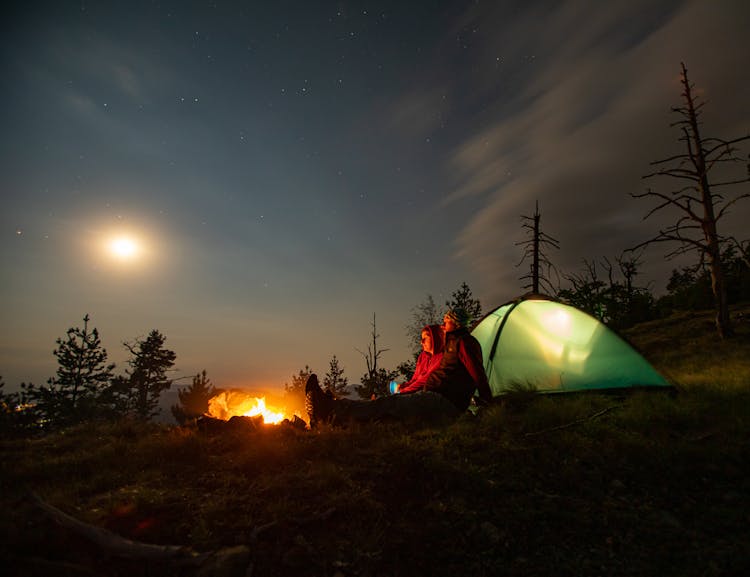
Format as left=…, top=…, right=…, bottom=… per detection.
left=205, top=390, right=295, bottom=425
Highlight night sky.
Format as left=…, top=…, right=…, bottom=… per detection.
left=2, top=1, right=749, bottom=393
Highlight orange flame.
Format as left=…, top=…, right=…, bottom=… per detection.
left=207, top=390, right=289, bottom=425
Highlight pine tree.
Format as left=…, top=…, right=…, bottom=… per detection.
left=284, top=365, right=313, bottom=401
left=1, top=378, right=36, bottom=436
left=171, top=370, right=217, bottom=425
left=323, top=355, right=348, bottom=397
left=445, top=282, right=483, bottom=328
left=405, top=294, right=442, bottom=356
left=27, top=314, right=115, bottom=427
left=119, top=330, right=177, bottom=420
left=355, top=367, right=398, bottom=400
left=0, top=377, right=17, bottom=432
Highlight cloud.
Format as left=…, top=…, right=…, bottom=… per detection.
left=111, top=63, right=143, bottom=100
left=444, top=0, right=750, bottom=302
left=388, top=87, right=449, bottom=140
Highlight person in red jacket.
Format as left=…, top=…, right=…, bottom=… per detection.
left=306, top=324, right=453, bottom=427
left=305, top=315, right=491, bottom=427
left=397, top=324, right=444, bottom=395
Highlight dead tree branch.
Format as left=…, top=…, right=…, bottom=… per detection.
left=524, top=405, right=621, bottom=437
left=31, top=492, right=198, bottom=561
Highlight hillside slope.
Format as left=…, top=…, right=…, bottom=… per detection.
left=1, top=306, right=749, bottom=577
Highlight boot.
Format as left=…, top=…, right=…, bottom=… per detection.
left=305, top=374, right=334, bottom=428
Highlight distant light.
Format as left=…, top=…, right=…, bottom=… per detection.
left=109, top=236, right=139, bottom=260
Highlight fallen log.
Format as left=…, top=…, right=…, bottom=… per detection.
left=30, top=493, right=253, bottom=576
left=31, top=492, right=200, bottom=562
left=27, top=492, right=336, bottom=576
left=197, top=414, right=309, bottom=435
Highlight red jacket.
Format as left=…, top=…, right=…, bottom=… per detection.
left=399, top=325, right=444, bottom=394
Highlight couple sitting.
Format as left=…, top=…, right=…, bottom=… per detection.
left=305, top=309, right=493, bottom=427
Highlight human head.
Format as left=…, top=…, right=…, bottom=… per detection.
left=443, top=309, right=468, bottom=332
left=421, top=324, right=444, bottom=355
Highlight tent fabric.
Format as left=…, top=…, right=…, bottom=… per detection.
left=471, top=295, right=670, bottom=395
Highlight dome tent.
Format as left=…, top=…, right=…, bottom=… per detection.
left=471, top=294, right=670, bottom=395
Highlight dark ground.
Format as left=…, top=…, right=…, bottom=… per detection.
left=2, top=306, right=749, bottom=576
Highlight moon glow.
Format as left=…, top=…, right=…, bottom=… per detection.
left=108, top=236, right=139, bottom=260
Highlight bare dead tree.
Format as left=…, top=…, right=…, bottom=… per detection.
left=516, top=200, right=560, bottom=295
left=355, top=313, right=389, bottom=381
left=616, top=249, right=649, bottom=317
left=560, top=250, right=654, bottom=328
left=631, top=62, right=750, bottom=338
left=562, top=259, right=607, bottom=320
left=354, top=313, right=394, bottom=399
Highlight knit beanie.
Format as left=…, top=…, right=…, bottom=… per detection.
left=445, top=309, right=469, bottom=328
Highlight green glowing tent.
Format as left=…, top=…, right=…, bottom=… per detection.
left=471, top=295, right=671, bottom=395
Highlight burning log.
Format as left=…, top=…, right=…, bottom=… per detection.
left=207, top=390, right=288, bottom=424
left=196, top=414, right=309, bottom=435
left=228, top=414, right=266, bottom=431
left=194, top=414, right=263, bottom=435
left=286, top=415, right=308, bottom=430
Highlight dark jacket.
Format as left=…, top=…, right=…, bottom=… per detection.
left=424, top=327, right=492, bottom=410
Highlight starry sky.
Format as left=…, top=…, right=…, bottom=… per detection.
left=2, top=0, right=749, bottom=393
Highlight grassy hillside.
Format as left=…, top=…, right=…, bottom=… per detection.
left=623, top=303, right=750, bottom=391
left=1, top=305, right=749, bottom=576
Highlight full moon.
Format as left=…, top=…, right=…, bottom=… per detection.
left=108, top=236, right=139, bottom=260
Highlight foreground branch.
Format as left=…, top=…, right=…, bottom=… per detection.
left=524, top=405, right=621, bottom=437
left=31, top=492, right=336, bottom=576
left=31, top=492, right=197, bottom=561
left=29, top=493, right=258, bottom=576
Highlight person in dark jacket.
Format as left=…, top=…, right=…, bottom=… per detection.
left=423, top=309, right=492, bottom=410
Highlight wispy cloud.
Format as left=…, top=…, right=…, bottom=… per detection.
left=443, top=0, right=750, bottom=301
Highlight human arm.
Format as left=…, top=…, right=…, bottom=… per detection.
left=458, top=336, right=492, bottom=403
left=399, top=352, right=441, bottom=394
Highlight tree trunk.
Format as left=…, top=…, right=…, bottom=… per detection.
left=706, top=239, right=732, bottom=338
left=532, top=206, right=540, bottom=294
left=683, top=63, right=733, bottom=338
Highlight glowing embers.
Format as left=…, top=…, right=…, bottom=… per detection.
left=207, top=390, right=288, bottom=424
